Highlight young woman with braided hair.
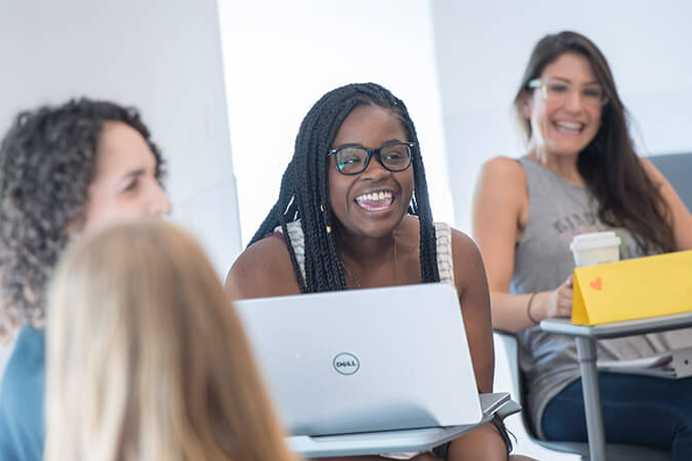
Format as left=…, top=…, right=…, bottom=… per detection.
left=226, top=83, right=532, bottom=461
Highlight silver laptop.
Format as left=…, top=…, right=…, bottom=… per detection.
left=235, top=283, right=507, bottom=456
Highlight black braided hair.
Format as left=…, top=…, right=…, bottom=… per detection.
left=250, top=83, right=439, bottom=292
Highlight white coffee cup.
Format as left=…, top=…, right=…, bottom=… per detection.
left=570, top=231, right=621, bottom=267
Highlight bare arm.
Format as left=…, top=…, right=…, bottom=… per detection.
left=472, top=157, right=537, bottom=333
left=471, top=157, right=569, bottom=334
left=451, top=230, right=494, bottom=392
left=641, top=158, right=692, bottom=250
left=224, top=235, right=301, bottom=301
left=448, top=230, right=514, bottom=461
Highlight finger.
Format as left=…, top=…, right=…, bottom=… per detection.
left=559, top=288, right=573, bottom=301
left=553, top=306, right=567, bottom=317
left=558, top=296, right=572, bottom=311
left=556, top=298, right=571, bottom=315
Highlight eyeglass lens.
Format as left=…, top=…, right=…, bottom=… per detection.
left=335, top=143, right=412, bottom=175
left=542, top=79, right=607, bottom=106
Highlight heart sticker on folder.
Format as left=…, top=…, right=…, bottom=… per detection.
left=589, top=277, right=603, bottom=291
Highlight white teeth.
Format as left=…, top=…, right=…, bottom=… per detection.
left=556, top=121, right=582, bottom=132
left=355, top=190, right=393, bottom=203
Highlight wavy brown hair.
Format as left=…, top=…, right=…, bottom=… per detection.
left=0, top=98, right=165, bottom=332
left=45, top=220, right=295, bottom=461
left=514, top=31, right=675, bottom=253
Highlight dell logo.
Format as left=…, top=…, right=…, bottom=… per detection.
left=333, top=352, right=360, bottom=375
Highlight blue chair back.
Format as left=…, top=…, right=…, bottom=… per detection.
left=648, top=153, right=692, bottom=209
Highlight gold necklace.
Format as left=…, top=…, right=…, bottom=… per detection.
left=344, top=263, right=361, bottom=288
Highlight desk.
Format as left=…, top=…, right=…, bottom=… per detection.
left=289, top=393, right=520, bottom=458
left=540, top=313, right=692, bottom=461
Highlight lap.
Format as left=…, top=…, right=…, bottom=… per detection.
left=542, top=373, right=692, bottom=448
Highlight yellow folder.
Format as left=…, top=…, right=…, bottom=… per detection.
left=572, top=250, right=692, bottom=325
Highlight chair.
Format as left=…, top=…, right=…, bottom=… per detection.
left=494, top=330, right=671, bottom=460
left=649, top=152, right=692, bottom=208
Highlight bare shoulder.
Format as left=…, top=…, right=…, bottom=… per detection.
left=449, top=228, right=484, bottom=272
left=639, top=156, right=686, bottom=208
left=448, top=227, right=490, bottom=303
left=639, top=157, right=665, bottom=184
left=481, top=155, right=525, bottom=179
left=475, top=156, right=527, bottom=203
left=224, top=234, right=301, bottom=300
left=474, top=156, right=528, bottom=231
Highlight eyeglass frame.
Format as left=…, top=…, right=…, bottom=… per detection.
left=327, top=141, right=416, bottom=175
left=527, top=77, right=609, bottom=107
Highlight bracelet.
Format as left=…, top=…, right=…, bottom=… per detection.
left=526, top=292, right=539, bottom=325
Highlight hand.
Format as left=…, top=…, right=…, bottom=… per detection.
left=540, top=276, right=573, bottom=319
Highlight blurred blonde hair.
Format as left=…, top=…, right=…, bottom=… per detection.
left=45, top=220, right=296, bottom=461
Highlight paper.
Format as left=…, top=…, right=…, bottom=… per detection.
left=596, top=348, right=692, bottom=379
left=597, top=352, right=672, bottom=370
left=571, top=250, right=692, bottom=325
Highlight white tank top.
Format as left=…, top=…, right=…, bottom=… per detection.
left=276, top=220, right=455, bottom=285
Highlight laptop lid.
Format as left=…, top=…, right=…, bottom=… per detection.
left=235, top=283, right=482, bottom=436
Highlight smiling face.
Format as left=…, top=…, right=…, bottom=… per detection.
left=525, top=52, right=604, bottom=158
left=81, top=121, right=171, bottom=234
left=328, top=104, right=413, bottom=239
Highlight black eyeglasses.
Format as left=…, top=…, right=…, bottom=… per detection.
left=327, top=141, right=415, bottom=175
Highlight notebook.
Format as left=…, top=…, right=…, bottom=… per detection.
left=235, top=283, right=509, bottom=456
left=598, top=346, right=692, bottom=379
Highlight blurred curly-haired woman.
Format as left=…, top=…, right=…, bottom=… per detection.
left=0, top=98, right=170, bottom=461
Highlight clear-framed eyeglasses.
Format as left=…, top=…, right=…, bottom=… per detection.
left=327, top=141, right=414, bottom=176
left=528, top=78, right=609, bottom=108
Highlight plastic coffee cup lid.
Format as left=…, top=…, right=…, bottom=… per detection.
left=570, top=231, right=621, bottom=252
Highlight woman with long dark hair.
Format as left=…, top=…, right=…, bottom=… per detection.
left=472, top=31, right=692, bottom=458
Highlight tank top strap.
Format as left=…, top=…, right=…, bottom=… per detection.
left=274, top=221, right=306, bottom=282
left=433, top=222, right=455, bottom=285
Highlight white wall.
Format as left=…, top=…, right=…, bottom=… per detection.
left=218, top=0, right=453, bottom=246
left=0, top=0, right=241, bottom=275
left=431, top=0, right=692, bottom=233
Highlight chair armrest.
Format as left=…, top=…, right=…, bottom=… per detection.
left=495, top=399, right=522, bottom=420
left=493, top=328, right=515, bottom=337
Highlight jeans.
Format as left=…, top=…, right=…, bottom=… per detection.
left=542, top=373, right=692, bottom=460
